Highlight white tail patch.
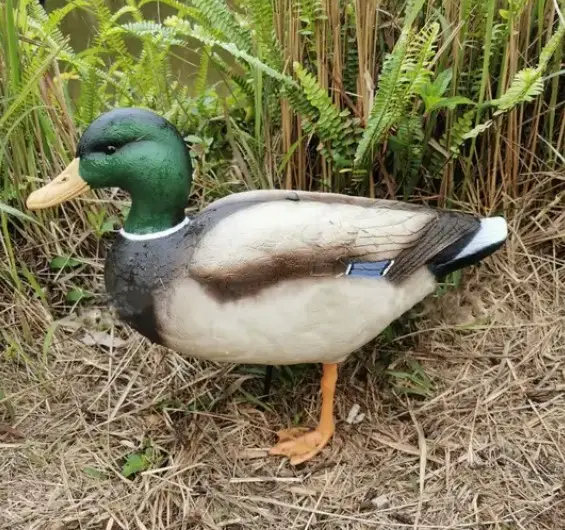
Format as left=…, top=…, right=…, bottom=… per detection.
left=453, top=217, right=507, bottom=261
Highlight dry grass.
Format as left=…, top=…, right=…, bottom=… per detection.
left=2, top=180, right=565, bottom=530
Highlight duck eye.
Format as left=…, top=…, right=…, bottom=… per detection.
left=105, top=145, right=117, bottom=155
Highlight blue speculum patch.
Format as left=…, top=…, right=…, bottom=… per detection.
left=345, top=260, right=394, bottom=278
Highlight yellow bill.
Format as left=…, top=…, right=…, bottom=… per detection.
left=26, top=158, right=90, bottom=210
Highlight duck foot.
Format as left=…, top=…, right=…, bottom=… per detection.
left=269, top=426, right=334, bottom=465
left=269, top=363, right=338, bottom=465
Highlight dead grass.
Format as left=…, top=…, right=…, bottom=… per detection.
left=1, top=180, right=565, bottom=530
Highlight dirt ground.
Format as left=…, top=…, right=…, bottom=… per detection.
left=1, top=197, right=564, bottom=529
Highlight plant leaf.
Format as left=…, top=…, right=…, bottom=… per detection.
left=433, top=68, right=453, bottom=96
left=66, top=288, right=93, bottom=302
left=49, top=256, right=81, bottom=270
left=121, top=453, right=147, bottom=478
left=429, top=96, right=475, bottom=111
left=462, top=120, right=493, bottom=139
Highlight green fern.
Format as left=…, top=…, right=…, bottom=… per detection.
left=212, top=54, right=255, bottom=98
left=194, top=46, right=211, bottom=96
left=90, top=0, right=129, bottom=59
left=110, top=3, right=142, bottom=24
left=165, top=17, right=293, bottom=86
left=538, top=22, right=565, bottom=71
left=190, top=0, right=252, bottom=53
left=77, top=61, right=102, bottom=125
left=391, top=114, right=425, bottom=196
left=355, top=23, right=439, bottom=165
left=293, top=62, right=360, bottom=168
left=462, top=23, right=507, bottom=99
left=28, top=0, right=79, bottom=56
left=492, top=68, right=544, bottom=113
left=342, top=6, right=359, bottom=97
left=144, top=0, right=193, bottom=17
left=402, top=23, right=439, bottom=95
left=296, top=0, right=325, bottom=36
left=492, top=21, right=564, bottom=114
left=442, top=109, right=475, bottom=155
left=243, top=0, right=282, bottom=69
left=354, top=44, right=408, bottom=165
left=122, top=21, right=183, bottom=45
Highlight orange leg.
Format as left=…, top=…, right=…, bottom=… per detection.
left=269, top=363, right=338, bottom=465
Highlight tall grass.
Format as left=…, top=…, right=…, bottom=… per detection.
left=0, top=0, right=564, bottom=327
left=144, top=0, right=563, bottom=206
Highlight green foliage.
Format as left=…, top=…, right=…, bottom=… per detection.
left=243, top=0, right=281, bottom=68
left=391, top=114, right=425, bottom=196
left=121, top=445, right=160, bottom=478
left=493, top=68, right=545, bottom=113
left=1, top=0, right=564, bottom=326
left=355, top=22, right=440, bottom=165
left=29, top=0, right=556, bottom=198
left=190, top=0, right=252, bottom=53
left=296, top=0, right=325, bottom=36
left=342, top=8, right=359, bottom=97
left=293, top=62, right=361, bottom=169
left=417, top=69, right=475, bottom=113
left=387, top=359, right=435, bottom=399
left=49, top=256, right=81, bottom=270
left=66, top=287, right=94, bottom=303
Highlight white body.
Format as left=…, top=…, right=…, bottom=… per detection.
left=156, top=267, right=436, bottom=365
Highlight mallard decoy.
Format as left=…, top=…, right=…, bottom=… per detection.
left=27, top=108, right=507, bottom=465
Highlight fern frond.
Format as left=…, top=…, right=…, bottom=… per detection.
left=122, top=21, right=183, bottom=46
left=212, top=53, right=255, bottom=98
left=355, top=23, right=438, bottom=165
left=342, top=8, right=359, bottom=97
left=194, top=46, right=211, bottom=95
left=165, top=17, right=294, bottom=86
left=25, top=14, right=75, bottom=57
left=441, top=109, right=475, bottom=155
left=111, top=4, right=143, bottom=24
left=77, top=62, right=102, bottom=125
left=391, top=114, right=424, bottom=196
left=538, top=20, right=565, bottom=72
left=354, top=42, right=408, bottom=165
left=490, top=0, right=562, bottom=115
left=296, top=0, right=325, bottom=36
left=31, top=0, right=82, bottom=52
left=293, top=62, right=360, bottom=167
left=463, top=23, right=507, bottom=98
left=139, top=0, right=192, bottom=17
left=492, top=68, right=544, bottom=113
left=190, top=0, right=252, bottom=53
left=87, top=0, right=129, bottom=59
left=402, top=23, right=439, bottom=96
left=243, top=0, right=282, bottom=69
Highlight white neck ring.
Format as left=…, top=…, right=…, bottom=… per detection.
left=119, top=216, right=190, bottom=241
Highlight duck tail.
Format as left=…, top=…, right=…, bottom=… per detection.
left=429, top=217, right=508, bottom=278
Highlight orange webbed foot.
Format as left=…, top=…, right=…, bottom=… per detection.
left=269, top=426, right=335, bottom=465
left=269, top=363, right=338, bottom=466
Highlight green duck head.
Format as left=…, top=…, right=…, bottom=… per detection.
left=26, top=108, right=192, bottom=235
